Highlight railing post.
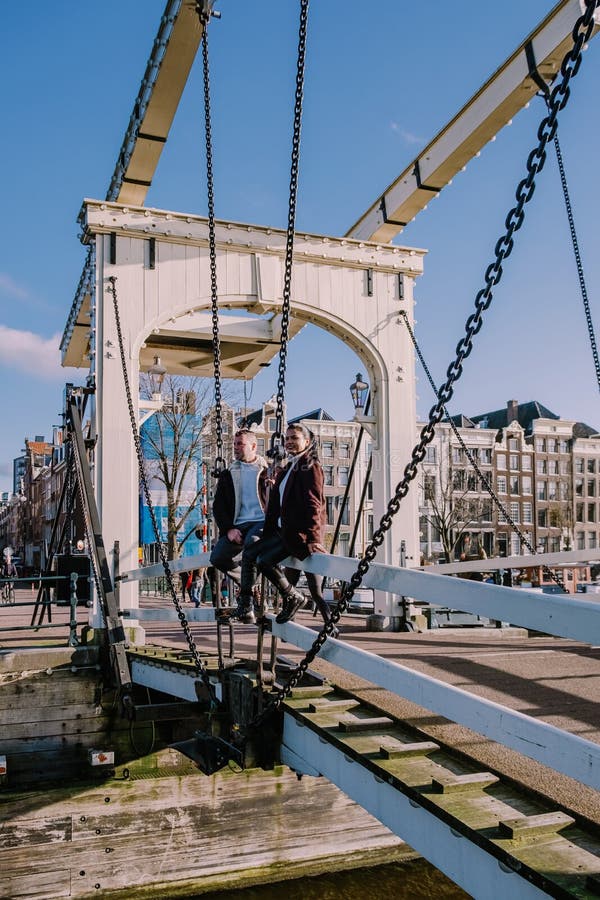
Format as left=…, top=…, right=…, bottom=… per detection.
left=68, top=572, right=79, bottom=647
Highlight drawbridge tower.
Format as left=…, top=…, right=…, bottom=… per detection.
left=61, top=200, right=423, bottom=621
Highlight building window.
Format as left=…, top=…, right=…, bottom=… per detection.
left=522, top=502, right=532, bottom=524
left=550, top=536, right=561, bottom=553
left=324, top=466, right=334, bottom=486
left=325, top=496, right=336, bottom=525
left=498, top=507, right=508, bottom=524
left=588, top=504, right=596, bottom=523
left=537, top=482, right=547, bottom=500
left=548, top=460, right=558, bottom=475
left=497, top=475, right=507, bottom=493
left=548, top=439, right=558, bottom=454
left=480, top=448, right=492, bottom=464
left=496, top=454, right=507, bottom=470
left=538, top=536, right=548, bottom=553
left=559, top=460, right=570, bottom=475
left=559, top=482, right=569, bottom=501
left=367, top=514, right=374, bottom=540
left=509, top=454, right=519, bottom=470
left=522, top=455, right=532, bottom=471
left=535, top=438, right=546, bottom=452
left=577, top=531, right=586, bottom=550
left=511, top=533, right=521, bottom=556
left=588, top=459, right=596, bottom=474
left=510, top=476, right=519, bottom=494
left=424, top=474, right=436, bottom=501
left=338, top=466, right=349, bottom=486
left=339, top=443, right=350, bottom=459
left=589, top=533, right=597, bottom=550
left=576, top=502, right=584, bottom=522
left=256, top=438, right=265, bottom=454
left=508, top=438, right=518, bottom=451
left=339, top=498, right=350, bottom=526
left=498, top=533, right=508, bottom=556
left=559, top=440, right=569, bottom=453
left=576, top=478, right=584, bottom=497
left=575, top=458, right=584, bottom=473
left=453, top=470, right=466, bottom=491
left=588, top=480, right=596, bottom=497
left=425, top=446, right=437, bottom=464
left=510, top=502, right=520, bottom=523
left=536, top=459, right=547, bottom=474
left=548, top=481, right=557, bottom=501
left=538, top=509, right=547, bottom=527
left=481, top=500, right=492, bottom=522
left=323, top=442, right=334, bottom=458
left=522, top=476, right=532, bottom=494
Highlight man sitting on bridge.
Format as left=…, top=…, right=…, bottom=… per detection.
left=210, top=428, right=269, bottom=624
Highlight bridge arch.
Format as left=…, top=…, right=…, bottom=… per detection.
left=72, top=200, right=425, bottom=620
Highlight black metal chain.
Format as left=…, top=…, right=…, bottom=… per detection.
left=248, top=0, right=596, bottom=728
left=399, top=310, right=567, bottom=592
left=548, top=104, right=600, bottom=393
left=201, top=27, right=225, bottom=476
left=270, top=0, right=309, bottom=460
left=108, top=277, right=218, bottom=707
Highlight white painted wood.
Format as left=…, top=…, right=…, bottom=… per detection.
left=294, top=552, right=600, bottom=645
left=78, top=203, right=422, bottom=620
left=282, top=715, right=549, bottom=900
left=421, top=548, right=600, bottom=575
left=130, top=658, right=222, bottom=704
left=275, top=618, right=600, bottom=792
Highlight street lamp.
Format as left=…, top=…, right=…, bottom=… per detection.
left=139, top=356, right=168, bottom=426
left=148, top=356, right=167, bottom=400
left=349, top=372, right=376, bottom=438
left=350, top=373, right=369, bottom=411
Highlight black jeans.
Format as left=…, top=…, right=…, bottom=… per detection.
left=210, top=521, right=263, bottom=593
left=242, top=532, right=294, bottom=599
left=243, top=533, right=331, bottom=623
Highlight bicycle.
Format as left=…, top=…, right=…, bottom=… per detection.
left=1, top=581, right=15, bottom=604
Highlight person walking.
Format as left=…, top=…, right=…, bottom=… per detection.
left=210, top=428, right=269, bottom=624
left=242, top=423, right=336, bottom=630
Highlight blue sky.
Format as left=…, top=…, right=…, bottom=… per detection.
left=1, top=1, right=599, bottom=493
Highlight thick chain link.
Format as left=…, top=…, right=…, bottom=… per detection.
left=108, top=277, right=217, bottom=706
left=400, top=311, right=567, bottom=592
left=249, top=0, right=596, bottom=727
left=271, top=0, right=309, bottom=457
left=201, top=29, right=225, bottom=476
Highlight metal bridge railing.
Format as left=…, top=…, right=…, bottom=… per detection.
left=0, top=574, right=89, bottom=647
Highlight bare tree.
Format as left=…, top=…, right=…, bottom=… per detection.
left=140, top=375, right=241, bottom=559
left=421, top=463, right=489, bottom=563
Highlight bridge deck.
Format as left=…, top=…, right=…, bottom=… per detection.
left=129, top=598, right=600, bottom=828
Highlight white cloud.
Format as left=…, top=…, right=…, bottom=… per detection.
left=390, top=122, right=423, bottom=145
left=0, top=272, right=30, bottom=300
left=0, top=325, right=73, bottom=380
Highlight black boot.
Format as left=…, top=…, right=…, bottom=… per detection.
left=231, top=596, right=256, bottom=625
left=275, top=587, right=306, bottom=624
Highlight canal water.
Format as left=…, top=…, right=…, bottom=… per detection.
left=188, top=859, right=469, bottom=899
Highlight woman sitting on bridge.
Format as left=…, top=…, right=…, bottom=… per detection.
left=241, top=423, right=334, bottom=629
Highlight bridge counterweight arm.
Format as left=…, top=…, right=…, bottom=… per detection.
left=347, top=0, right=600, bottom=243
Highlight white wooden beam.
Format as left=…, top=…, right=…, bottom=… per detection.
left=275, top=618, right=600, bottom=791
left=347, top=0, right=600, bottom=243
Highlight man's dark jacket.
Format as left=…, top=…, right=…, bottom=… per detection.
left=212, top=458, right=269, bottom=537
